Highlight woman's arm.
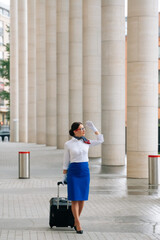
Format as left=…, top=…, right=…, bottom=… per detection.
left=85, top=121, right=104, bottom=146
left=89, top=133, right=104, bottom=146
left=63, top=143, right=70, bottom=171
left=62, top=144, right=70, bottom=184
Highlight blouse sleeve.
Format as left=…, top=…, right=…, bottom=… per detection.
left=89, top=134, right=104, bottom=147
left=63, top=143, right=70, bottom=170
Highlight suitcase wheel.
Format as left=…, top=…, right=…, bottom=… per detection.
left=49, top=222, right=53, bottom=228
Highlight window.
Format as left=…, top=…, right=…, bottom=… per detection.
left=0, top=36, right=3, bottom=46
left=0, top=99, right=4, bottom=106
left=0, top=82, right=4, bottom=91
left=0, top=8, right=10, bottom=17
left=3, top=9, right=9, bottom=17
left=159, top=47, right=160, bottom=59
left=159, top=95, right=160, bottom=108
left=0, top=82, right=4, bottom=106
left=0, top=52, right=4, bottom=59
left=0, top=21, right=3, bottom=36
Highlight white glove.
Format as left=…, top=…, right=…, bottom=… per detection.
left=85, top=121, right=98, bottom=133
left=62, top=173, right=67, bottom=185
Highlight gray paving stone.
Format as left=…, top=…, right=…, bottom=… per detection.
left=0, top=143, right=160, bottom=239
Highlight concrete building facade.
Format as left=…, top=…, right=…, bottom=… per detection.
left=10, top=0, right=159, bottom=178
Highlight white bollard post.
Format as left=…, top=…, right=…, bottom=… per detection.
left=4, top=136, right=8, bottom=142
left=19, top=152, right=30, bottom=179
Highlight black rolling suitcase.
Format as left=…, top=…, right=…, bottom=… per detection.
left=49, top=181, right=74, bottom=228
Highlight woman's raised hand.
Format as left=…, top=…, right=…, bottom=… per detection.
left=85, top=121, right=98, bottom=133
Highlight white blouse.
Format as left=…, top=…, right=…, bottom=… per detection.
left=63, top=134, right=104, bottom=170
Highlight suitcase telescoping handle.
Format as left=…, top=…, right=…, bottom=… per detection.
left=57, top=181, right=67, bottom=186
left=57, top=181, right=69, bottom=209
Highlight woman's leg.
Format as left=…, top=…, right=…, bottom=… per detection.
left=71, top=201, right=80, bottom=226
left=71, top=201, right=83, bottom=231
left=78, top=201, right=84, bottom=216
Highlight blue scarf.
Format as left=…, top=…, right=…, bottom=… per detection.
left=74, top=136, right=90, bottom=144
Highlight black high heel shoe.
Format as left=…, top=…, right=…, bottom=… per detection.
left=76, top=229, right=83, bottom=234
left=76, top=225, right=83, bottom=234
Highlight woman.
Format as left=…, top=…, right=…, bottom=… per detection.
left=62, top=121, right=104, bottom=234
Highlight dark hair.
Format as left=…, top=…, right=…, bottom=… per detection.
left=69, top=122, right=82, bottom=136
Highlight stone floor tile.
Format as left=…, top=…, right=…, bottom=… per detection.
left=0, top=143, right=160, bottom=240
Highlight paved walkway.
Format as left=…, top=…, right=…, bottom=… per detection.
left=0, top=142, right=160, bottom=240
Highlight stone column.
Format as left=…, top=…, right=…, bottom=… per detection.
left=102, top=0, right=125, bottom=165
left=18, top=0, right=28, bottom=142
left=69, top=0, right=83, bottom=125
left=10, top=0, right=19, bottom=142
left=83, top=0, right=101, bottom=157
left=28, top=0, right=36, bottom=143
left=127, top=0, right=158, bottom=178
left=46, top=0, right=57, bottom=146
left=36, top=0, right=46, bottom=144
left=57, top=0, right=69, bottom=148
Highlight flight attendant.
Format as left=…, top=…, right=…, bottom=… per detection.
left=62, top=121, right=104, bottom=234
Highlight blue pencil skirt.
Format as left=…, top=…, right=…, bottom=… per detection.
left=67, top=162, right=90, bottom=201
